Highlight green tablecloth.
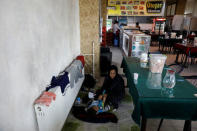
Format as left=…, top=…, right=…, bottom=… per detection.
left=121, top=57, right=197, bottom=125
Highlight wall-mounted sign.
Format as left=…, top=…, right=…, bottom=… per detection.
left=146, top=1, right=164, bottom=13
left=107, top=0, right=165, bottom=16
left=106, top=19, right=112, bottom=31
left=107, top=6, right=116, bottom=10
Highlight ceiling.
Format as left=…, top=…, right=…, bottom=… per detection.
left=166, top=0, right=177, bottom=4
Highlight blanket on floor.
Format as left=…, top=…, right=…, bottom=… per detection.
left=72, top=106, right=118, bottom=123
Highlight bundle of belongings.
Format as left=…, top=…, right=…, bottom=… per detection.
left=72, top=106, right=118, bottom=123
left=82, top=74, right=96, bottom=90
left=72, top=90, right=118, bottom=123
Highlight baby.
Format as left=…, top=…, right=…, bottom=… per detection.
left=87, top=90, right=110, bottom=114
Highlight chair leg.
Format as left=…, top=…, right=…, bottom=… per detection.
left=141, top=116, right=147, bottom=131
left=157, top=119, right=164, bottom=131
left=183, top=120, right=191, bottom=131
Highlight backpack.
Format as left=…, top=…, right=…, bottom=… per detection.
left=82, top=74, right=96, bottom=89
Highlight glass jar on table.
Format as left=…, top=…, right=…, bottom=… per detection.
left=163, top=69, right=176, bottom=89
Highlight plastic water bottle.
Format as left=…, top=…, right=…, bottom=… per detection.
left=98, top=100, right=104, bottom=113
left=76, top=97, right=81, bottom=105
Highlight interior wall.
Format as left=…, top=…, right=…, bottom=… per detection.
left=184, top=0, right=195, bottom=15
left=79, top=0, right=100, bottom=78
left=176, top=0, right=186, bottom=15
left=101, top=0, right=107, bottom=27
left=192, top=0, right=197, bottom=16
left=0, top=0, right=80, bottom=131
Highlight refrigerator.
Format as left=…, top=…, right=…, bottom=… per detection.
left=122, top=31, right=151, bottom=58
left=152, top=18, right=166, bottom=35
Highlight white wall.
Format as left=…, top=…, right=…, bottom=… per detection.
left=184, top=0, right=195, bottom=15
left=0, top=0, right=80, bottom=131
left=192, top=0, right=197, bottom=16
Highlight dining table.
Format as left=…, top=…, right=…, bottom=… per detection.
left=121, top=56, right=197, bottom=131
left=159, top=37, right=182, bottom=53
left=173, top=43, right=197, bottom=66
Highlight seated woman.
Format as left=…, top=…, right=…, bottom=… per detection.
left=97, top=65, right=125, bottom=110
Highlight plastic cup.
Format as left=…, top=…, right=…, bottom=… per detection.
left=140, top=53, right=148, bottom=63
left=133, top=73, right=138, bottom=80
left=149, top=54, right=167, bottom=73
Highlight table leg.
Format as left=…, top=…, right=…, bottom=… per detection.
left=183, top=120, right=191, bottom=131
left=183, top=55, right=188, bottom=68
left=175, top=51, right=180, bottom=64
left=157, top=119, right=164, bottom=131
left=141, top=116, right=147, bottom=131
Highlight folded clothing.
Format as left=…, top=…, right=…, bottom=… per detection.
left=76, top=55, right=85, bottom=67
left=66, top=60, right=83, bottom=88
left=43, top=91, right=56, bottom=100
left=35, top=91, right=56, bottom=106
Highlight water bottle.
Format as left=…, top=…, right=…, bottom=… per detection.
left=98, top=100, right=104, bottom=113
left=76, top=97, right=81, bottom=105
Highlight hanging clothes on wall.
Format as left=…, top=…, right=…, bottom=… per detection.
left=66, top=60, right=83, bottom=88
left=46, top=72, right=70, bottom=94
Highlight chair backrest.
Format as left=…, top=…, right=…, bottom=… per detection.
left=101, top=46, right=110, bottom=53
left=168, top=64, right=197, bottom=87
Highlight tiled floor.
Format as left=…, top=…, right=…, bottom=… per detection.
left=63, top=46, right=197, bottom=131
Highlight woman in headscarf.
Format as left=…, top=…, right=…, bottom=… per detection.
left=98, top=65, right=125, bottom=110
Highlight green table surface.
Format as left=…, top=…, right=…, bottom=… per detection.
left=121, top=57, right=197, bottom=125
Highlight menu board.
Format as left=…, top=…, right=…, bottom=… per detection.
left=108, top=0, right=165, bottom=16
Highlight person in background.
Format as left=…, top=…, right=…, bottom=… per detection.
left=112, top=20, right=120, bottom=46
left=97, top=65, right=125, bottom=111
left=136, top=22, right=140, bottom=30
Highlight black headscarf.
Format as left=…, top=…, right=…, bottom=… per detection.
left=107, top=65, right=118, bottom=79
left=102, top=65, right=124, bottom=97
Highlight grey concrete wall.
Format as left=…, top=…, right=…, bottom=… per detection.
left=0, top=0, right=80, bottom=131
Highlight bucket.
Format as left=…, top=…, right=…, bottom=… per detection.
left=114, top=39, right=118, bottom=46
left=149, top=54, right=167, bottom=73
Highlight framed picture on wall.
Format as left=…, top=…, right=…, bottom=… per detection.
left=127, top=11, right=133, bottom=15
left=128, top=1, right=133, bottom=4
left=140, top=1, right=145, bottom=5
left=116, top=1, right=121, bottom=5
left=171, top=4, right=176, bottom=15
left=167, top=5, right=171, bottom=16
left=120, top=6, right=126, bottom=10
left=133, top=11, right=138, bottom=15
left=139, top=6, right=144, bottom=10
left=166, top=3, right=176, bottom=16
left=109, top=1, right=115, bottom=5
left=126, top=6, right=132, bottom=10
left=122, top=1, right=127, bottom=5
left=133, top=6, right=138, bottom=10
left=134, top=1, right=139, bottom=5
left=121, top=11, right=127, bottom=15
left=139, top=11, right=144, bottom=15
